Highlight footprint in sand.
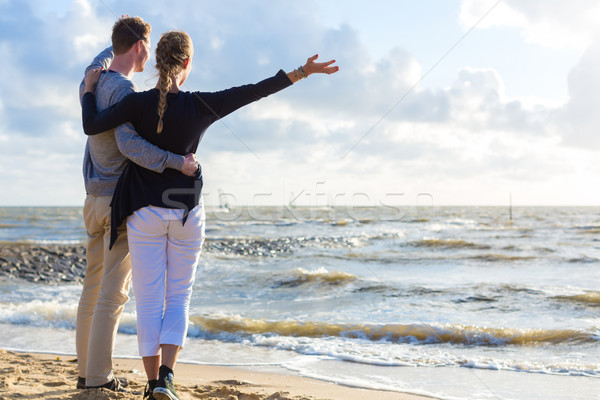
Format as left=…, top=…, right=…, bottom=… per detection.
left=43, top=381, right=68, bottom=387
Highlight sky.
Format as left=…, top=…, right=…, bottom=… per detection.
left=1, top=0, right=600, bottom=206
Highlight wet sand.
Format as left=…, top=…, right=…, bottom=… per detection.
left=0, top=349, right=434, bottom=400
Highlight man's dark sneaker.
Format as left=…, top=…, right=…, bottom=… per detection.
left=76, top=377, right=86, bottom=389
left=153, top=366, right=179, bottom=400
left=86, top=377, right=129, bottom=392
left=116, top=377, right=129, bottom=388
left=143, top=379, right=159, bottom=400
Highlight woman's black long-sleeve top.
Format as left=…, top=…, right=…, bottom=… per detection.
left=81, top=70, right=293, bottom=248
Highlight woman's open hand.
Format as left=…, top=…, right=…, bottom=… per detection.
left=84, top=67, right=103, bottom=93
left=302, top=54, right=339, bottom=76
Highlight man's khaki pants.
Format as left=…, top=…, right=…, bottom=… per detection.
left=76, top=195, right=131, bottom=387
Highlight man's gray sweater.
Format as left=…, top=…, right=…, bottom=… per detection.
left=79, top=47, right=184, bottom=197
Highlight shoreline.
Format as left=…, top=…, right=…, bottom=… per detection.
left=0, top=236, right=350, bottom=284
left=0, top=349, right=436, bottom=400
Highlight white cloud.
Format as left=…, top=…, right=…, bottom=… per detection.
left=456, top=0, right=600, bottom=149
left=445, top=67, right=550, bottom=135
left=459, top=0, right=527, bottom=30
left=73, top=33, right=108, bottom=59
left=209, top=35, right=225, bottom=50
left=0, top=133, right=85, bottom=206
left=0, top=116, right=6, bottom=144
left=460, top=0, right=600, bottom=50
left=553, top=34, right=600, bottom=147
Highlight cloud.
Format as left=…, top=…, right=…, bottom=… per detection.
left=458, top=0, right=600, bottom=149
left=459, top=0, right=600, bottom=50
left=447, top=68, right=549, bottom=134
left=0, top=0, right=111, bottom=138
left=554, top=34, right=600, bottom=147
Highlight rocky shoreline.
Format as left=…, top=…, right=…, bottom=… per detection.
left=0, top=244, right=87, bottom=284
left=0, top=235, right=354, bottom=284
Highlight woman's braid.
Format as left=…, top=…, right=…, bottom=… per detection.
left=155, top=31, right=193, bottom=134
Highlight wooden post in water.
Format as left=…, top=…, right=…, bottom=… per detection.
left=509, top=192, right=513, bottom=221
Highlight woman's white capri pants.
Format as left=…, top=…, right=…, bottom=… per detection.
left=126, top=203, right=205, bottom=357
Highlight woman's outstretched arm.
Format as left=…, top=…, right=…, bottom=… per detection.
left=196, top=55, right=339, bottom=122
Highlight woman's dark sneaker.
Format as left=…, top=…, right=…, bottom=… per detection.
left=153, top=365, right=179, bottom=400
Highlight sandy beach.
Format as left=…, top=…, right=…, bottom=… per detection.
left=0, top=349, right=433, bottom=400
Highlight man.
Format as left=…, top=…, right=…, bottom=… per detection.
left=76, top=16, right=198, bottom=391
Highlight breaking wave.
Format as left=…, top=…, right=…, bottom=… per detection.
left=271, top=267, right=357, bottom=288
left=553, top=291, right=600, bottom=306
left=188, top=315, right=599, bottom=347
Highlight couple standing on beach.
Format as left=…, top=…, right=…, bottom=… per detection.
left=76, top=15, right=338, bottom=400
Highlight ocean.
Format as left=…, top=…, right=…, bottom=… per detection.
left=0, top=205, right=599, bottom=400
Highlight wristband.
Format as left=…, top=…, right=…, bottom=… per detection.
left=298, top=66, right=308, bottom=79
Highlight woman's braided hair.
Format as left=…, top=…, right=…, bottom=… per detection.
left=155, top=31, right=193, bottom=134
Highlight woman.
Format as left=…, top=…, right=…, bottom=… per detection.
left=82, top=30, right=338, bottom=400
